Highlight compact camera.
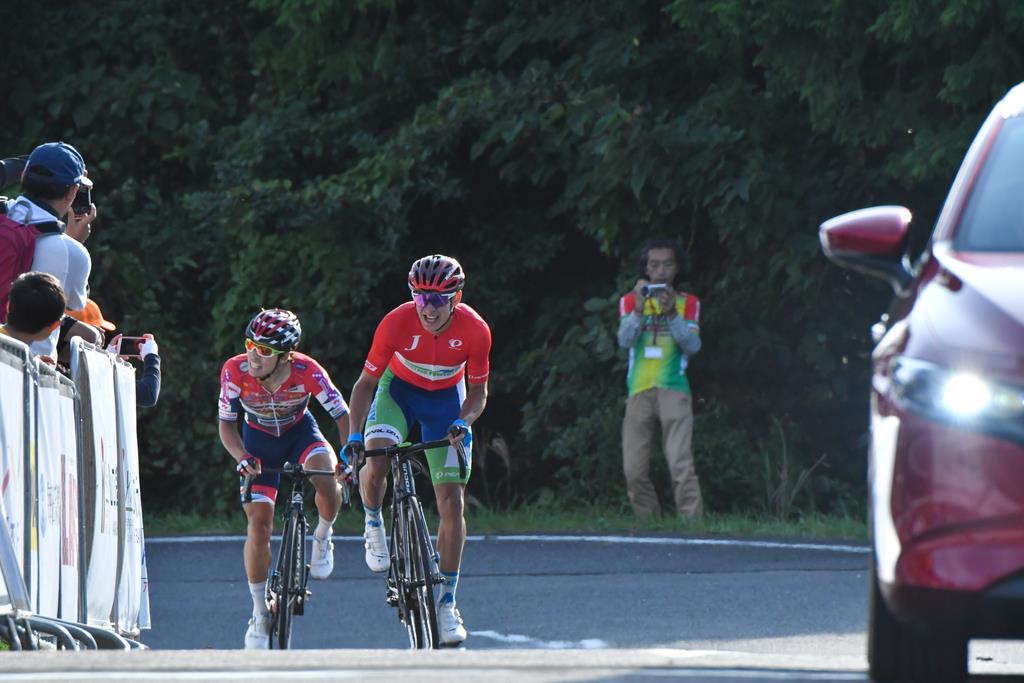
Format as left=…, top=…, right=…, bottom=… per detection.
left=115, top=336, right=145, bottom=358
left=71, top=186, right=92, bottom=215
left=641, top=283, right=668, bottom=297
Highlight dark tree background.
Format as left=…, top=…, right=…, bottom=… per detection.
left=4, top=0, right=1022, bottom=518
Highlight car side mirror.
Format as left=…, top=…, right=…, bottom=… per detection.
left=819, top=205, right=915, bottom=294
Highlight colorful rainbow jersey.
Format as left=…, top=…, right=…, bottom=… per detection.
left=363, top=302, right=491, bottom=390
left=619, top=291, right=700, bottom=396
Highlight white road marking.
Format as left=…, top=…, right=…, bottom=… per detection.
left=0, top=670, right=867, bottom=682
left=489, top=535, right=867, bottom=554
left=0, top=674, right=363, bottom=681
left=147, top=534, right=867, bottom=554
left=472, top=630, right=609, bottom=649
left=636, top=672, right=865, bottom=680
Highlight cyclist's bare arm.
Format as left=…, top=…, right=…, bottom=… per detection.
left=219, top=420, right=260, bottom=475
left=450, top=380, right=488, bottom=446
left=219, top=420, right=246, bottom=464
left=347, top=370, right=381, bottom=437
left=333, top=412, right=351, bottom=457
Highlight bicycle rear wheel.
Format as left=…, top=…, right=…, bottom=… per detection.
left=406, top=498, right=440, bottom=649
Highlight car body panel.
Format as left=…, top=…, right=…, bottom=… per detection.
left=822, top=82, right=1024, bottom=632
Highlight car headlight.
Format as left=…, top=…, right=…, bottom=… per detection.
left=892, top=357, right=1024, bottom=423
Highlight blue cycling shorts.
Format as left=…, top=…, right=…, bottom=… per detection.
left=365, top=368, right=471, bottom=484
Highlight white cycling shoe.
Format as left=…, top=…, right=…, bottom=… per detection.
left=437, top=601, right=468, bottom=645
left=310, top=536, right=334, bottom=580
left=244, top=614, right=270, bottom=650
left=364, top=521, right=389, bottom=572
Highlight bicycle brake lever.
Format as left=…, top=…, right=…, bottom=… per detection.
left=455, top=441, right=467, bottom=481
left=341, top=478, right=351, bottom=510
left=242, top=473, right=254, bottom=504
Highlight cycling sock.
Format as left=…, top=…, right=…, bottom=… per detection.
left=249, top=580, right=269, bottom=616
left=364, top=504, right=383, bottom=527
left=439, top=570, right=459, bottom=606
left=314, top=516, right=334, bottom=541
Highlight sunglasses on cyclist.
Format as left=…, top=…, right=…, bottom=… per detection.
left=244, top=338, right=283, bottom=357
left=412, top=291, right=456, bottom=308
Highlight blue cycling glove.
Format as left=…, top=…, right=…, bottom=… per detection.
left=448, top=419, right=472, bottom=450
left=343, top=432, right=365, bottom=463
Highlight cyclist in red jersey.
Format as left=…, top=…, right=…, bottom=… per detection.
left=218, top=309, right=349, bottom=649
left=344, top=255, right=491, bottom=645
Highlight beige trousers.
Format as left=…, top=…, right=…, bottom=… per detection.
left=622, top=387, right=703, bottom=518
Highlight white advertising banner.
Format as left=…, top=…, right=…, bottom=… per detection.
left=0, top=337, right=28, bottom=587
left=73, top=343, right=120, bottom=628
left=56, top=372, right=81, bottom=622
left=34, top=361, right=64, bottom=618
left=0, top=502, right=30, bottom=614
left=113, top=360, right=144, bottom=635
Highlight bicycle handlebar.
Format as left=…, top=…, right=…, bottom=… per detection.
left=241, top=462, right=338, bottom=504
left=362, top=438, right=468, bottom=480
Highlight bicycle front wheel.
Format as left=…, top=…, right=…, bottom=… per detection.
left=388, top=503, right=418, bottom=647
left=271, top=512, right=304, bottom=649
left=406, top=498, right=440, bottom=649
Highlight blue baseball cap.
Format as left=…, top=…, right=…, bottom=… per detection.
left=24, top=142, right=92, bottom=188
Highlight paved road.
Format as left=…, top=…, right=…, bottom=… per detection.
left=143, top=533, right=870, bottom=653
left=7, top=534, right=1024, bottom=681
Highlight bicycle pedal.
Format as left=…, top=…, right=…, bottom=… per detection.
left=386, top=585, right=399, bottom=607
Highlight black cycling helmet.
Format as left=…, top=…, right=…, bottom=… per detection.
left=408, top=255, right=465, bottom=294
left=245, top=308, right=302, bottom=351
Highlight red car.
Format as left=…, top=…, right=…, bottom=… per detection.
left=821, top=83, right=1024, bottom=683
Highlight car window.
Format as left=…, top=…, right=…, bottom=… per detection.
left=955, top=117, right=1024, bottom=251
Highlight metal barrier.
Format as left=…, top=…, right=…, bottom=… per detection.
left=0, top=335, right=149, bottom=648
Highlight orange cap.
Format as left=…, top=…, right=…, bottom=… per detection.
left=68, top=298, right=116, bottom=331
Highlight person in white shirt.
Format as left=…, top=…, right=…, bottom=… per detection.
left=4, top=142, right=97, bottom=359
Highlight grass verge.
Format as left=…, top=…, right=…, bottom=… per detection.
left=145, top=506, right=866, bottom=542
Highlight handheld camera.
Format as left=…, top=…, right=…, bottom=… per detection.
left=641, top=283, right=668, bottom=297
left=116, top=336, right=145, bottom=358
left=71, top=186, right=92, bottom=215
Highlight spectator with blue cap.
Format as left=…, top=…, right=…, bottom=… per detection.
left=3, top=141, right=99, bottom=359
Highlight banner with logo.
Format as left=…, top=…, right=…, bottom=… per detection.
left=34, top=361, right=66, bottom=618
left=0, top=500, right=30, bottom=615
left=57, top=371, right=81, bottom=622
left=72, top=341, right=120, bottom=628
left=113, top=359, right=145, bottom=635
left=0, top=336, right=29, bottom=604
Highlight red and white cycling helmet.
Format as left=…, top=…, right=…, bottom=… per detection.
left=408, top=255, right=465, bottom=294
left=245, top=308, right=302, bottom=352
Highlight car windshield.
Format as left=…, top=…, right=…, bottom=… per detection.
left=956, top=116, right=1024, bottom=251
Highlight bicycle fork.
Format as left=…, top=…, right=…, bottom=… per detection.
left=269, top=495, right=311, bottom=615
left=385, top=490, right=410, bottom=609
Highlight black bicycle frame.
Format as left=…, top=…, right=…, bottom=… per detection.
left=362, top=438, right=466, bottom=649
left=242, top=462, right=336, bottom=649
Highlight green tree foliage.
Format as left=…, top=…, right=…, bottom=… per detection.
left=5, top=0, right=1024, bottom=518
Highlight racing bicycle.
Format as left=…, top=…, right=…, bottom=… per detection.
left=243, top=461, right=348, bottom=649
left=361, top=438, right=465, bottom=649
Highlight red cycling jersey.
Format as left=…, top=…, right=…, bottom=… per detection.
left=363, top=302, right=491, bottom=390
left=218, top=352, right=349, bottom=436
